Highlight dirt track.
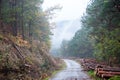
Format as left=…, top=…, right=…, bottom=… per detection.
left=50, top=59, right=92, bottom=80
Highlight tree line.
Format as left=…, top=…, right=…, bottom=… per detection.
left=0, top=0, right=52, bottom=48
left=60, top=0, right=120, bottom=65
left=0, top=1, right=60, bottom=79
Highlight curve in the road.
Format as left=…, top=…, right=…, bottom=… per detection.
left=50, top=59, right=92, bottom=80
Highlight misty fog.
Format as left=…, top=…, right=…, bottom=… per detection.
left=43, top=0, right=90, bottom=50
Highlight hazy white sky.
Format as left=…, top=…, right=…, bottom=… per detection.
left=42, top=0, right=90, bottom=49
left=42, top=0, right=90, bottom=22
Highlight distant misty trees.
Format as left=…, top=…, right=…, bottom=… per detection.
left=60, top=28, right=94, bottom=58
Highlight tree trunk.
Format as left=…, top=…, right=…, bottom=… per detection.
left=10, top=0, right=17, bottom=36
left=21, top=0, right=24, bottom=39
left=0, top=0, right=2, bottom=20
left=13, top=0, right=17, bottom=36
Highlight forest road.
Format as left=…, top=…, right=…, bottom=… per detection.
left=49, top=59, right=92, bottom=80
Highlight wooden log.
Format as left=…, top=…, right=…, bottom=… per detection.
left=89, top=66, right=95, bottom=70
left=97, top=70, right=120, bottom=78
left=96, top=67, right=120, bottom=73
left=101, top=68, right=120, bottom=72
left=101, top=74, right=115, bottom=78
left=94, top=68, right=98, bottom=75
left=95, top=68, right=102, bottom=76
left=83, top=62, right=96, bottom=71
left=98, top=71, right=120, bottom=75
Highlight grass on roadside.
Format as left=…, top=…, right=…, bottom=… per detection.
left=87, top=70, right=102, bottom=80
left=108, top=76, right=120, bottom=80
left=88, top=70, right=120, bottom=80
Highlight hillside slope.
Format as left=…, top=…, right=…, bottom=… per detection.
left=0, top=33, right=58, bottom=80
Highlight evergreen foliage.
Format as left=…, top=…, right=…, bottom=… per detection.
left=0, top=0, right=51, bottom=48
left=60, top=0, right=120, bottom=65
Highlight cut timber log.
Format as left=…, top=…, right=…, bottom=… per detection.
left=78, top=59, right=120, bottom=79
left=97, top=71, right=120, bottom=77
left=100, top=68, right=120, bottom=72
left=95, top=67, right=120, bottom=79
left=101, top=74, right=115, bottom=78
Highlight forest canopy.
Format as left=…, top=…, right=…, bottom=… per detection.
left=59, top=0, right=120, bottom=65
left=0, top=0, right=52, bottom=48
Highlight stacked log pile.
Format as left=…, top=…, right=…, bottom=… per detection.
left=78, top=59, right=99, bottom=71
left=95, top=67, right=120, bottom=79
left=77, top=59, right=120, bottom=79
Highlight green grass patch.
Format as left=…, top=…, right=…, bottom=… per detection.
left=109, top=76, right=120, bottom=80
left=43, top=77, right=49, bottom=80
left=88, top=71, right=120, bottom=80
left=87, top=70, right=102, bottom=80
